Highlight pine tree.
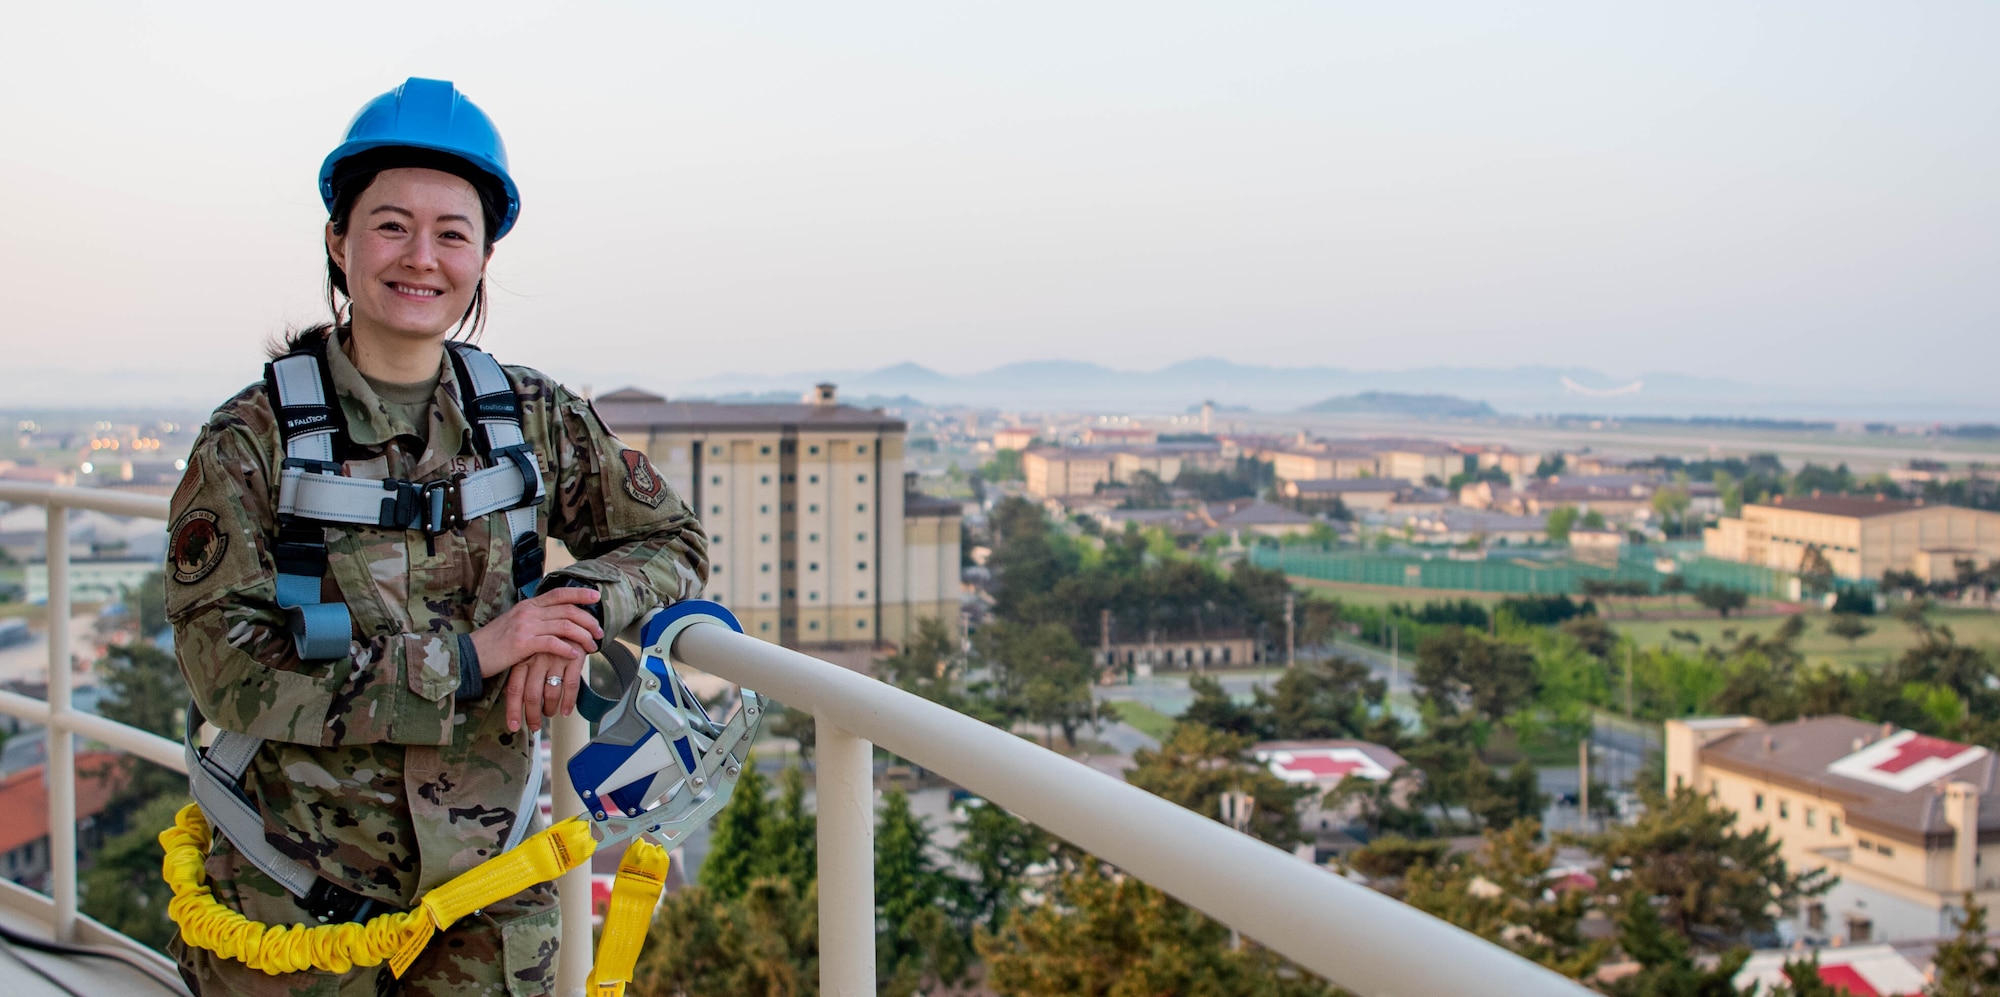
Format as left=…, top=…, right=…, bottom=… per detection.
left=1594, top=784, right=1831, bottom=948
left=951, top=796, right=1057, bottom=928
left=1127, top=721, right=1311, bottom=849
left=699, top=763, right=772, bottom=900
left=1598, top=900, right=1752, bottom=997
left=1401, top=820, right=1609, bottom=980
left=875, top=788, right=969, bottom=996
left=1930, top=895, right=2000, bottom=996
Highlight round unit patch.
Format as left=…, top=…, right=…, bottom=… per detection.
left=169, top=509, right=229, bottom=585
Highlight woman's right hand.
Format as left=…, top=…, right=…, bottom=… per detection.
left=470, top=586, right=604, bottom=733
left=468, top=586, right=603, bottom=680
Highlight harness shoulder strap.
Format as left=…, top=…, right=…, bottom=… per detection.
left=447, top=343, right=545, bottom=598
left=264, top=338, right=353, bottom=661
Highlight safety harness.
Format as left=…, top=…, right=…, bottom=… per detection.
left=167, top=603, right=764, bottom=994
left=265, top=336, right=544, bottom=660
left=183, top=336, right=549, bottom=925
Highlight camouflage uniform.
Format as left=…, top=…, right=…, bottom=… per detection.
left=165, top=331, right=707, bottom=996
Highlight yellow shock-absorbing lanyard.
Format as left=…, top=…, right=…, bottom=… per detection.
left=160, top=803, right=670, bottom=982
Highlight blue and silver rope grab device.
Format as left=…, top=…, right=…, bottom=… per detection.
left=567, top=600, right=765, bottom=850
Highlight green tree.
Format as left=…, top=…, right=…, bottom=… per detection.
left=1929, top=894, right=2000, bottom=995
left=981, top=448, right=1026, bottom=482
left=1546, top=505, right=1581, bottom=542
left=1402, top=820, right=1608, bottom=979
left=1127, top=722, right=1311, bottom=849
left=1598, top=900, right=1752, bottom=997
left=951, top=797, right=1058, bottom=929
left=1119, top=470, right=1172, bottom=510
left=78, top=641, right=191, bottom=949
left=1413, top=628, right=1538, bottom=725
left=1797, top=546, right=1836, bottom=598
left=975, top=862, right=1336, bottom=997
left=1827, top=613, right=1875, bottom=648
left=979, top=620, right=1101, bottom=747
left=700, top=764, right=774, bottom=900
left=124, top=569, right=168, bottom=637
left=875, top=789, right=971, bottom=995
left=633, top=878, right=820, bottom=997
left=1182, top=674, right=1265, bottom=739
left=1653, top=481, right=1694, bottom=536
left=1593, top=785, right=1832, bottom=949
left=79, top=794, right=189, bottom=951
left=880, top=616, right=973, bottom=713
left=1258, top=656, right=1389, bottom=742
left=1771, top=956, right=1842, bottom=996
left=1580, top=510, right=1608, bottom=531
left=1693, top=584, right=1748, bottom=618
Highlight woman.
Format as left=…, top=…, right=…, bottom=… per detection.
left=165, top=78, right=707, bottom=995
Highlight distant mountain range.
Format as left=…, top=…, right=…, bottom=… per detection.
left=666, top=359, right=1922, bottom=418
left=1303, top=392, right=1497, bottom=419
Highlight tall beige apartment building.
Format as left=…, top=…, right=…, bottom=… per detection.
left=594, top=384, right=960, bottom=656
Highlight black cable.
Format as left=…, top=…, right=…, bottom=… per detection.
left=0, top=922, right=190, bottom=995
left=0, top=931, right=93, bottom=997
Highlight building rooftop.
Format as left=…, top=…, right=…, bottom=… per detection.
left=1757, top=495, right=1921, bottom=518
left=1208, top=501, right=1317, bottom=528
left=1699, top=716, right=2000, bottom=844
left=593, top=388, right=906, bottom=433
left=1286, top=478, right=1409, bottom=494
left=1253, top=740, right=1409, bottom=786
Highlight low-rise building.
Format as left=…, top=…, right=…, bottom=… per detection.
left=1079, top=427, right=1158, bottom=447
left=1395, top=508, right=1549, bottom=546
left=1255, top=739, right=1417, bottom=835
left=1704, top=496, right=2000, bottom=582
left=1280, top=478, right=1408, bottom=513
left=1096, top=633, right=1263, bottom=670
left=1667, top=715, right=2000, bottom=944
left=1371, top=442, right=1464, bottom=485
left=992, top=427, right=1040, bottom=451
left=0, top=753, right=126, bottom=893
left=1022, top=447, right=1116, bottom=498
left=1202, top=501, right=1318, bottom=540
left=1269, top=448, right=1377, bottom=482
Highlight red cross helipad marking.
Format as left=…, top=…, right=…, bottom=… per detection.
left=1874, top=734, right=1971, bottom=774
left=1275, top=756, right=1366, bottom=778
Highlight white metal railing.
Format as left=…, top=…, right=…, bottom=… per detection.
left=0, top=483, right=185, bottom=948
left=0, top=482, right=1595, bottom=997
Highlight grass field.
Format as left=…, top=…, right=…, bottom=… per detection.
left=1107, top=700, right=1177, bottom=740
left=1612, top=608, right=2000, bottom=670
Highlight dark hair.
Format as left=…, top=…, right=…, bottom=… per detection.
left=270, top=148, right=505, bottom=358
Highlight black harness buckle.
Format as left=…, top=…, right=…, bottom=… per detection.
left=299, top=877, right=381, bottom=925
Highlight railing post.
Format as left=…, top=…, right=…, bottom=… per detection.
left=45, top=503, right=77, bottom=942
left=551, top=711, right=592, bottom=996
left=817, top=723, right=875, bottom=997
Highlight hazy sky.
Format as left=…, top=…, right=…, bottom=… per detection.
left=2, top=2, right=1995, bottom=408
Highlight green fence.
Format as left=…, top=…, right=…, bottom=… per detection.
left=1253, top=546, right=1785, bottom=597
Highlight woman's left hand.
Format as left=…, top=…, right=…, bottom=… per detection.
left=505, top=648, right=586, bottom=733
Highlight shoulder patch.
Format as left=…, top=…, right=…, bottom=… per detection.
left=620, top=449, right=666, bottom=508
left=168, top=509, right=229, bottom=585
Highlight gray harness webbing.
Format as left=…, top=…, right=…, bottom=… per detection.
left=186, top=716, right=544, bottom=921
left=185, top=338, right=548, bottom=921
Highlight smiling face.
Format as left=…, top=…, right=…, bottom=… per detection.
left=327, top=167, right=489, bottom=349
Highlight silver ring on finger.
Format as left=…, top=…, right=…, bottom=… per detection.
left=546, top=674, right=563, bottom=688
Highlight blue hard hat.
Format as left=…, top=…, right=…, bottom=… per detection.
left=320, top=78, right=521, bottom=239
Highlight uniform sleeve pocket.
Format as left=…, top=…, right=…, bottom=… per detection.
left=402, top=632, right=461, bottom=701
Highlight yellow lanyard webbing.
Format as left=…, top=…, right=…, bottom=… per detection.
left=160, top=803, right=598, bottom=978
left=586, top=838, right=672, bottom=997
